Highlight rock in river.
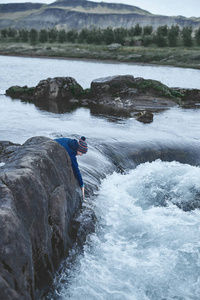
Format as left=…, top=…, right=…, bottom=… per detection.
left=0, top=136, right=83, bottom=299
left=5, top=75, right=200, bottom=120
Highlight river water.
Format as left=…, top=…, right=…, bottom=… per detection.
left=1, top=55, right=200, bottom=300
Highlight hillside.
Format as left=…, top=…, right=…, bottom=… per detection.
left=0, top=0, right=199, bottom=31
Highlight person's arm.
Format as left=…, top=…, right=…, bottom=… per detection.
left=81, top=186, right=85, bottom=198
left=54, top=139, right=85, bottom=197
left=70, top=156, right=84, bottom=197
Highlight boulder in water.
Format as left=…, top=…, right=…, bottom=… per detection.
left=7, top=75, right=200, bottom=117
left=90, top=75, right=179, bottom=113
left=134, top=110, right=154, bottom=123
left=34, top=77, right=84, bottom=102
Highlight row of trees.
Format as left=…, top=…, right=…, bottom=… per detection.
left=1, top=24, right=200, bottom=47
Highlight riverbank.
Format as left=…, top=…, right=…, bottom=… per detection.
left=1, top=42, right=200, bottom=69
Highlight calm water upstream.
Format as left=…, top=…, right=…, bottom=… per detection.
left=1, top=55, right=200, bottom=300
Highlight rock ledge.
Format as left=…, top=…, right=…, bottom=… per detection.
left=0, top=136, right=83, bottom=299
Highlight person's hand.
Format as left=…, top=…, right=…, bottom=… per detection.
left=81, top=186, right=85, bottom=198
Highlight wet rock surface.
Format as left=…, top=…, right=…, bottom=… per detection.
left=135, top=111, right=154, bottom=123
left=0, top=136, right=83, bottom=299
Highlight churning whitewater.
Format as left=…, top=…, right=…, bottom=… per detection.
left=53, top=160, right=200, bottom=300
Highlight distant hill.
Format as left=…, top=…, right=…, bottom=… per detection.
left=0, top=0, right=199, bottom=31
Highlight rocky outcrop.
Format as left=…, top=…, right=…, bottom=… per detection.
left=0, top=136, right=83, bottom=299
left=34, top=77, right=84, bottom=102
left=5, top=75, right=200, bottom=122
left=6, top=77, right=87, bottom=113
left=0, top=0, right=199, bottom=31
left=90, top=75, right=179, bottom=111
left=174, top=88, right=200, bottom=108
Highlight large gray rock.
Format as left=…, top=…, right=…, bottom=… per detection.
left=5, top=77, right=84, bottom=104
left=34, top=77, right=83, bottom=103
left=90, top=75, right=178, bottom=112
left=91, top=75, right=136, bottom=101
left=0, top=137, right=82, bottom=299
left=6, top=77, right=85, bottom=113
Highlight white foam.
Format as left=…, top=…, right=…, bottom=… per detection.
left=57, top=160, right=200, bottom=299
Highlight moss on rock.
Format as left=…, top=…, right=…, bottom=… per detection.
left=6, top=85, right=35, bottom=99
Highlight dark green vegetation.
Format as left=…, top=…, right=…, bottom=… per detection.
left=1, top=25, right=200, bottom=69
left=6, top=85, right=35, bottom=95
left=1, top=25, right=200, bottom=47
left=128, top=79, right=185, bottom=101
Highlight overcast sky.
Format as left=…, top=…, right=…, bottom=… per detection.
left=0, top=0, right=199, bottom=18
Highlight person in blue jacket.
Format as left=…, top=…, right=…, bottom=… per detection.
left=54, top=136, right=88, bottom=198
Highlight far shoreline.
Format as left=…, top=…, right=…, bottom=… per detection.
left=0, top=52, right=199, bottom=71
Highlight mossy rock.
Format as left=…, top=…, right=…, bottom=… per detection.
left=6, top=85, right=35, bottom=99
left=130, top=78, right=184, bottom=100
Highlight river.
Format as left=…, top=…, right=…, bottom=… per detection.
left=0, top=55, right=200, bottom=300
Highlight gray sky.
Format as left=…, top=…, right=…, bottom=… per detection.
left=0, top=0, right=199, bottom=18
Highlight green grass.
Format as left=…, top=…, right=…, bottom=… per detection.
left=0, top=41, right=200, bottom=69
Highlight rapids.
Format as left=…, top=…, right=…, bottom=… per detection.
left=49, top=161, right=200, bottom=300
left=1, top=55, right=200, bottom=300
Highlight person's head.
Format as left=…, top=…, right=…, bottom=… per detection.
left=77, top=136, right=88, bottom=156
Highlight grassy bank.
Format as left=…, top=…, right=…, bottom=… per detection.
left=0, top=42, right=200, bottom=69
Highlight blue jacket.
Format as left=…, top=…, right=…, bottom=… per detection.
left=55, top=138, right=84, bottom=187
